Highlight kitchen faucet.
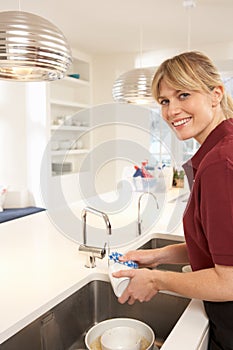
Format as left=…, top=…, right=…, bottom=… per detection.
left=78, top=206, right=112, bottom=268
left=138, top=192, right=159, bottom=236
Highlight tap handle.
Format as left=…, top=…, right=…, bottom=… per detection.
left=79, top=244, right=106, bottom=259
left=101, top=243, right=106, bottom=258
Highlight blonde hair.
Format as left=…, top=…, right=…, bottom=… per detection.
left=152, top=51, right=233, bottom=119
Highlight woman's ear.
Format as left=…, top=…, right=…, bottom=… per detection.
left=211, top=86, right=224, bottom=107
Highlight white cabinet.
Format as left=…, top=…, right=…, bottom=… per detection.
left=48, top=50, right=92, bottom=176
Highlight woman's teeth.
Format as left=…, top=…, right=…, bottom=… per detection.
left=173, top=117, right=191, bottom=127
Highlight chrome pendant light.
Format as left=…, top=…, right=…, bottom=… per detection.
left=112, top=66, right=156, bottom=105
left=113, top=0, right=196, bottom=105
left=0, top=11, right=72, bottom=81
left=112, top=20, right=156, bottom=105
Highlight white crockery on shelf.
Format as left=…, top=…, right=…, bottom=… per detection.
left=64, top=115, right=73, bottom=126
left=76, top=140, right=83, bottom=149
left=59, top=140, right=72, bottom=150
left=51, top=141, right=60, bottom=151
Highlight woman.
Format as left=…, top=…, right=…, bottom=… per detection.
left=113, top=51, right=233, bottom=350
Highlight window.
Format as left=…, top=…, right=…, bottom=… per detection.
left=149, top=108, right=199, bottom=169
left=149, top=108, right=172, bottom=166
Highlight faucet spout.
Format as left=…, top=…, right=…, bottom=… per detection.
left=82, top=206, right=112, bottom=245
left=79, top=207, right=112, bottom=268
left=138, top=192, right=159, bottom=236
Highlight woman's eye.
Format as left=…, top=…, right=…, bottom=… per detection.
left=159, top=99, right=169, bottom=105
left=179, top=92, right=190, bottom=100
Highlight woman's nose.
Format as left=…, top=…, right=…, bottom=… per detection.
left=167, top=100, right=181, bottom=118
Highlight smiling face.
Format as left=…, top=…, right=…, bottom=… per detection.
left=158, top=79, right=225, bottom=144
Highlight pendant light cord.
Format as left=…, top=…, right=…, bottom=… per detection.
left=18, top=0, right=21, bottom=11
left=139, top=24, right=143, bottom=68
left=138, top=0, right=144, bottom=68
left=187, top=6, right=191, bottom=51
left=183, top=0, right=196, bottom=51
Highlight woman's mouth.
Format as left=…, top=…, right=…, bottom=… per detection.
left=172, top=117, right=192, bottom=127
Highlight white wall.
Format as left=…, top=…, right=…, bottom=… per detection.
left=0, top=81, right=48, bottom=208
left=92, top=52, right=136, bottom=105
left=25, top=82, right=48, bottom=207
left=0, top=82, right=30, bottom=206
left=0, top=82, right=27, bottom=189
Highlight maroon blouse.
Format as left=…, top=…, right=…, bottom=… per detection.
left=183, top=119, right=233, bottom=271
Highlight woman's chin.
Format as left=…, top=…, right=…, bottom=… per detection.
left=175, top=130, right=193, bottom=141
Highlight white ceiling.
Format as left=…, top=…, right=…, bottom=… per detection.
left=0, top=0, right=233, bottom=55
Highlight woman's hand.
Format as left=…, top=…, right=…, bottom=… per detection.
left=118, top=249, right=162, bottom=268
left=119, top=243, right=189, bottom=268
left=113, top=268, right=160, bottom=305
left=114, top=264, right=233, bottom=305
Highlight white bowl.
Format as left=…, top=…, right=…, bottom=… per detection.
left=85, top=318, right=155, bottom=350
left=59, top=140, right=72, bottom=150
left=101, top=326, right=141, bottom=350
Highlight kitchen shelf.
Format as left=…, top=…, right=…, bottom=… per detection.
left=63, top=76, right=90, bottom=86
left=52, top=171, right=82, bottom=177
left=51, top=149, right=89, bottom=156
left=48, top=51, right=92, bottom=177
left=50, top=99, right=89, bottom=109
left=51, top=125, right=89, bottom=132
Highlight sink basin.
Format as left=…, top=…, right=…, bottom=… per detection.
left=1, top=237, right=190, bottom=350
left=66, top=281, right=190, bottom=349
left=1, top=279, right=190, bottom=350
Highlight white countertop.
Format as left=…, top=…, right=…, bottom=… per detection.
left=0, top=188, right=208, bottom=349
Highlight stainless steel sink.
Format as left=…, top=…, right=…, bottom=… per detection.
left=1, top=237, right=189, bottom=350
left=1, top=280, right=190, bottom=350
left=66, top=281, right=190, bottom=349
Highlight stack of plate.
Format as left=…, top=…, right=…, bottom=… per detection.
left=52, top=162, right=72, bottom=175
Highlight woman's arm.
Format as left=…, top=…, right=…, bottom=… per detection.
left=119, top=242, right=190, bottom=268
left=114, top=264, right=233, bottom=305
left=157, top=264, right=233, bottom=300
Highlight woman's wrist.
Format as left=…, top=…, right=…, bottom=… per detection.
left=152, top=246, right=173, bottom=266
left=151, top=269, right=168, bottom=291
left=154, top=243, right=189, bottom=266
